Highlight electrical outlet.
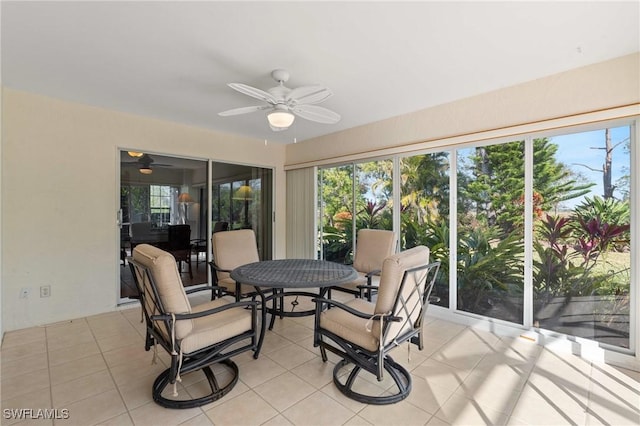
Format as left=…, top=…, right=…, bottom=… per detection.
left=40, top=285, right=51, bottom=298
left=19, top=287, right=30, bottom=299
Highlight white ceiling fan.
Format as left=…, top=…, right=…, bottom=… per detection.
left=219, top=69, right=341, bottom=132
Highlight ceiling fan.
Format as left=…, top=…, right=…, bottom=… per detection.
left=122, top=153, right=172, bottom=175
left=219, top=69, right=341, bottom=132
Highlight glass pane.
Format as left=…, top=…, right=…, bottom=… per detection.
left=533, top=127, right=631, bottom=348
left=355, top=160, right=393, bottom=233
left=457, top=142, right=525, bottom=323
left=211, top=163, right=273, bottom=261
left=120, top=152, right=209, bottom=299
left=318, top=165, right=354, bottom=262
left=400, top=152, right=450, bottom=307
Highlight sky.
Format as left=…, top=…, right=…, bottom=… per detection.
left=552, top=125, right=631, bottom=208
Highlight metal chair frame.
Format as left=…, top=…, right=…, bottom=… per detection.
left=129, top=257, right=258, bottom=409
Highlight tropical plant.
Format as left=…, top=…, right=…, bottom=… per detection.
left=356, top=199, right=388, bottom=230
left=456, top=226, right=523, bottom=319
left=573, top=196, right=630, bottom=229
left=532, top=214, right=585, bottom=304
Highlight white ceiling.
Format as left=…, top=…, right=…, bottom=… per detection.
left=2, top=1, right=639, bottom=144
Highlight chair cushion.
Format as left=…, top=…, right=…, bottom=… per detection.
left=212, top=229, right=260, bottom=286
left=337, top=272, right=367, bottom=292
left=133, top=244, right=193, bottom=339
left=217, top=277, right=260, bottom=297
left=180, top=299, right=253, bottom=354
left=320, top=298, right=378, bottom=352
left=373, top=246, right=430, bottom=343
left=353, top=229, right=396, bottom=274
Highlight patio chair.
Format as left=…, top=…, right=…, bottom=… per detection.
left=314, top=246, right=440, bottom=404
left=129, top=243, right=259, bottom=409
left=167, top=224, right=192, bottom=279
left=330, top=229, right=396, bottom=301
left=210, top=229, right=263, bottom=301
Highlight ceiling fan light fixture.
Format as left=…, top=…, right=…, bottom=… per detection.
left=128, top=151, right=144, bottom=157
left=139, top=167, right=153, bottom=175
left=267, top=110, right=295, bottom=129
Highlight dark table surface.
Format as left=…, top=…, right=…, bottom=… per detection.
left=230, top=259, right=358, bottom=289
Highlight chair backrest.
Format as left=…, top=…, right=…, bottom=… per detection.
left=130, top=222, right=153, bottom=241
left=212, top=229, right=260, bottom=281
left=353, top=229, right=396, bottom=273
left=213, top=221, right=229, bottom=233
left=372, top=245, right=435, bottom=345
left=168, top=224, right=191, bottom=251
left=131, top=244, right=194, bottom=339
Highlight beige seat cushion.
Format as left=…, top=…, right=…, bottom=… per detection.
left=133, top=244, right=193, bottom=339
left=372, top=246, right=430, bottom=344
left=212, top=229, right=260, bottom=292
left=353, top=229, right=396, bottom=273
left=336, top=272, right=367, bottom=292
left=320, top=298, right=378, bottom=352
left=321, top=246, right=430, bottom=352
left=133, top=244, right=253, bottom=353
left=217, top=277, right=259, bottom=297
left=180, top=298, right=253, bottom=354
left=335, top=229, right=395, bottom=296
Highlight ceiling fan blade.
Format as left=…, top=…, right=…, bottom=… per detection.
left=291, top=105, right=341, bottom=124
left=286, top=85, right=333, bottom=105
left=228, top=83, right=277, bottom=104
left=218, top=105, right=271, bottom=117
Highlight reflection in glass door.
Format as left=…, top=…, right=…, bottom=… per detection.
left=211, top=163, right=273, bottom=261
left=119, top=151, right=209, bottom=300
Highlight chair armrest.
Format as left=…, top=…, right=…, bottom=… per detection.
left=184, top=285, right=225, bottom=295
left=151, top=299, right=257, bottom=322
left=312, top=297, right=402, bottom=322
left=356, top=284, right=377, bottom=291
left=365, top=269, right=381, bottom=278
left=208, top=261, right=232, bottom=274
left=357, top=283, right=379, bottom=301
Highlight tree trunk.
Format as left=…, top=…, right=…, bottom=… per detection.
left=603, top=128, right=614, bottom=199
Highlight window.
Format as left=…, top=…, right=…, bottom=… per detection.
left=456, top=142, right=525, bottom=323
left=532, top=127, right=632, bottom=348
left=318, top=159, right=392, bottom=263
left=315, top=121, right=635, bottom=352
left=400, top=152, right=450, bottom=307
left=149, top=185, right=174, bottom=226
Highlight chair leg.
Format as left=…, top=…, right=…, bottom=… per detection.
left=152, top=360, right=239, bottom=409
left=332, top=356, right=412, bottom=405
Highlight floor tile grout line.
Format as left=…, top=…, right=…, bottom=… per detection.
left=45, top=325, right=54, bottom=414
left=91, top=310, right=136, bottom=426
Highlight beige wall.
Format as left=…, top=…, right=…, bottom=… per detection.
left=1, top=89, right=286, bottom=331
left=286, top=53, right=640, bottom=167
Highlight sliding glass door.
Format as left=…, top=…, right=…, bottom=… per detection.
left=456, top=141, right=525, bottom=323
left=318, top=159, right=392, bottom=263
left=120, top=154, right=275, bottom=301
left=400, top=152, right=450, bottom=308
left=532, top=127, right=632, bottom=348
left=211, top=162, right=273, bottom=261
left=119, top=151, right=209, bottom=300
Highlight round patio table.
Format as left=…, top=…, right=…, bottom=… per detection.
left=230, top=259, right=358, bottom=355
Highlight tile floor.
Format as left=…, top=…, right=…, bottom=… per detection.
left=1, top=292, right=639, bottom=426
